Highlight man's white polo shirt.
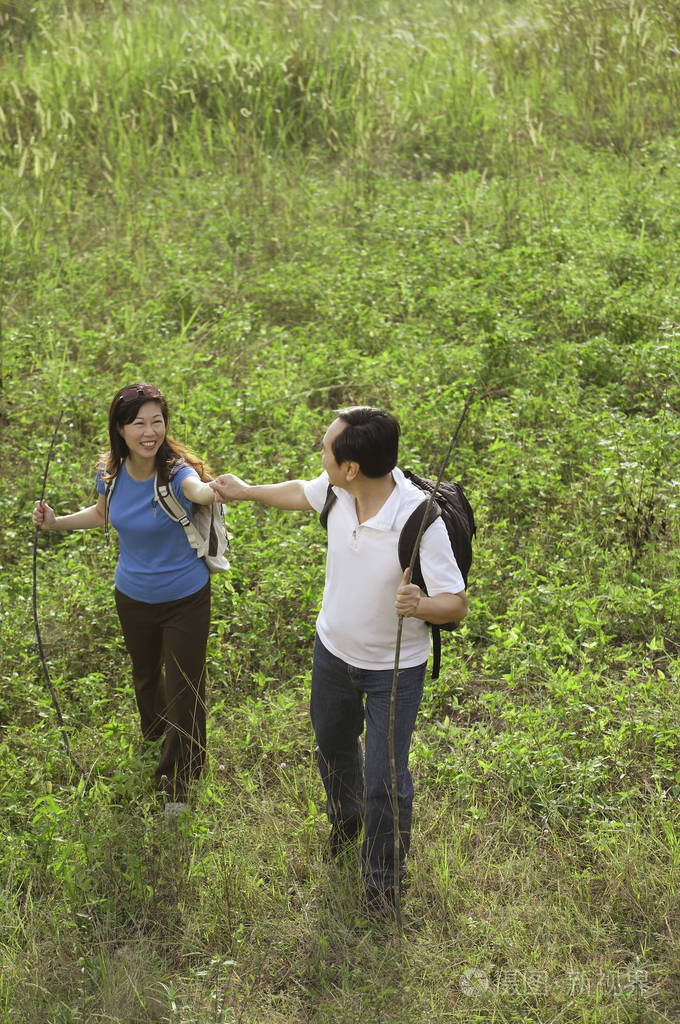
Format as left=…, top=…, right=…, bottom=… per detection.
left=304, top=467, right=465, bottom=670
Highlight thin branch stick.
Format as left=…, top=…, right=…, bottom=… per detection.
left=389, top=389, right=475, bottom=930
left=32, top=410, right=84, bottom=777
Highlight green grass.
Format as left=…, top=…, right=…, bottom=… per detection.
left=1, top=0, right=680, bottom=1021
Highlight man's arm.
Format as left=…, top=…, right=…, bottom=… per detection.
left=210, top=473, right=312, bottom=511
left=395, top=570, right=468, bottom=623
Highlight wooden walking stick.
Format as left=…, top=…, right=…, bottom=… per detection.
left=389, top=390, right=475, bottom=930
left=32, top=409, right=85, bottom=777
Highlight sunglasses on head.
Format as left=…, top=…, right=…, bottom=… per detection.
left=117, top=384, right=163, bottom=404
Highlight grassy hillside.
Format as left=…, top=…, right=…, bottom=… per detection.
left=1, top=1, right=679, bottom=1021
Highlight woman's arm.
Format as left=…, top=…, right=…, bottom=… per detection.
left=181, top=476, right=218, bottom=506
left=33, top=493, right=107, bottom=531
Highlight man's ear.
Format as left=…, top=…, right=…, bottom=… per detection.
left=342, top=460, right=360, bottom=483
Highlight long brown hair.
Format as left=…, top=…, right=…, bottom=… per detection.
left=99, top=384, right=214, bottom=485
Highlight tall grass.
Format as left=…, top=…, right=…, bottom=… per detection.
left=2, top=0, right=680, bottom=190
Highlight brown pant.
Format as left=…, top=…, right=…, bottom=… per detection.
left=115, top=581, right=210, bottom=801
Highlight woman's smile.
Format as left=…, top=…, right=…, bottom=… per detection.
left=118, top=400, right=167, bottom=465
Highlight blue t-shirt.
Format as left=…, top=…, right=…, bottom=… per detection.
left=96, top=461, right=209, bottom=603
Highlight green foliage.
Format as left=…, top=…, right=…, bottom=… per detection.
left=1, top=0, right=680, bottom=1021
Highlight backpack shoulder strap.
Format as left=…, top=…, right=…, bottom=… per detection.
left=154, top=475, right=191, bottom=528
left=430, top=626, right=442, bottom=681
left=397, top=499, right=441, bottom=591
left=398, top=499, right=444, bottom=681
left=319, top=484, right=337, bottom=531
left=103, top=471, right=117, bottom=542
left=154, top=475, right=211, bottom=557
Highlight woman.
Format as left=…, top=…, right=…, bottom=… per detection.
left=33, top=383, right=219, bottom=814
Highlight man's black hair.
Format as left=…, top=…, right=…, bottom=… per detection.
left=333, top=407, right=400, bottom=478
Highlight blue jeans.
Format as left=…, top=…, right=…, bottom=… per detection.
left=310, top=633, right=426, bottom=892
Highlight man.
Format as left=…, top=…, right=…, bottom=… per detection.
left=211, top=407, right=467, bottom=916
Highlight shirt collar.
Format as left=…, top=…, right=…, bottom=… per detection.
left=333, top=467, right=405, bottom=532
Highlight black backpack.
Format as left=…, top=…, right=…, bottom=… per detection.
left=319, top=471, right=475, bottom=679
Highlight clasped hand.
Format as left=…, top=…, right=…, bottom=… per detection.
left=210, top=473, right=248, bottom=502
left=33, top=499, right=56, bottom=530
left=395, top=568, right=422, bottom=618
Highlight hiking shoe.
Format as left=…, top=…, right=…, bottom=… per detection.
left=164, top=800, right=189, bottom=818
left=362, top=885, right=397, bottom=921
left=326, top=816, right=362, bottom=860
